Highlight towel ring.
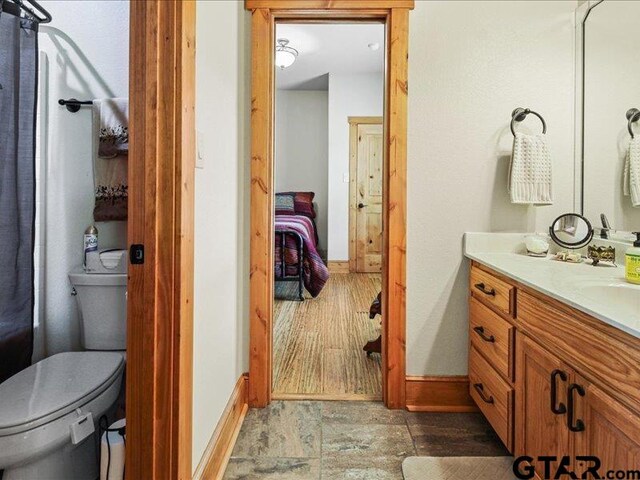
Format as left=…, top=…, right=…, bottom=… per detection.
left=510, top=108, right=547, bottom=137
left=626, top=108, right=640, bottom=139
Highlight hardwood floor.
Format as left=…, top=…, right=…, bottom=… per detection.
left=273, top=273, right=382, bottom=398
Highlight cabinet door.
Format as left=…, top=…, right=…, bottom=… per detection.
left=516, top=334, right=572, bottom=478
left=573, top=374, right=640, bottom=478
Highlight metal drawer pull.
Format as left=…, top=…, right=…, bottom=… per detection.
left=567, top=383, right=586, bottom=432
left=550, top=369, right=567, bottom=415
left=473, top=326, right=495, bottom=343
left=473, top=383, right=495, bottom=404
left=474, top=282, right=496, bottom=296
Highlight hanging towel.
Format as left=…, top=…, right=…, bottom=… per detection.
left=623, top=136, right=640, bottom=207
left=92, top=98, right=128, bottom=221
left=508, top=132, right=553, bottom=205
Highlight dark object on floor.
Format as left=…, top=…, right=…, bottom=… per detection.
left=369, top=292, right=382, bottom=319
left=364, top=292, right=382, bottom=356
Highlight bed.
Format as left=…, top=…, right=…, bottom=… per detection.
left=275, top=192, right=329, bottom=300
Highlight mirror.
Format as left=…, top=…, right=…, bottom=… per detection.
left=580, top=0, right=640, bottom=234
left=549, top=213, right=594, bottom=250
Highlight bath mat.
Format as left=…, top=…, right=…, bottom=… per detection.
left=402, top=456, right=515, bottom=480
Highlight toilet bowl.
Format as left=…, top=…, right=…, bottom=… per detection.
left=0, top=271, right=127, bottom=479
left=0, top=352, right=124, bottom=480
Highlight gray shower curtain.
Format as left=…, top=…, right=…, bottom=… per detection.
left=0, top=2, right=38, bottom=382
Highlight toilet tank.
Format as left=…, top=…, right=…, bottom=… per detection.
left=68, top=272, right=127, bottom=351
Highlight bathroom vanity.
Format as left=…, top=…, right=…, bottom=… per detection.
left=465, top=234, right=640, bottom=475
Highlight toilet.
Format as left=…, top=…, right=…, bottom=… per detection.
left=0, top=272, right=127, bottom=480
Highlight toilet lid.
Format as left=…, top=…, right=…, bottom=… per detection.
left=0, top=352, right=124, bottom=436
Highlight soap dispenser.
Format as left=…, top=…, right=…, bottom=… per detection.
left=626, top=232, right=640, bottom=285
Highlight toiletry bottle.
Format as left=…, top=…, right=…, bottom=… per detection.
left=626, top=232, right=640, bottom=285
left=84, top=225, right=99, bottom=267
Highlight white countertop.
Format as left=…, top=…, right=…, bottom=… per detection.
left=464, top=233, right=640, bottom=339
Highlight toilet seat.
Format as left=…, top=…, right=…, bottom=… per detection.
left=0, top=352, right=124, bottom=437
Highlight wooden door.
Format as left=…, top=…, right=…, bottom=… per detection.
left=573, top=374, right=640, bottom=478
left=355, top=123, right=383, bottom=273
left=516, top=334, right=573, bottom=479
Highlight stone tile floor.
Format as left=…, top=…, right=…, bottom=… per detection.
left=223, top=401, right=509, bottom=480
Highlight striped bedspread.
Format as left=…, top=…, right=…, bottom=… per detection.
left=275, top=215, right=329, bottom=297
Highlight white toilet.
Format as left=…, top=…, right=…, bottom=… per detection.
left=0, top=272, right=127, bottom=480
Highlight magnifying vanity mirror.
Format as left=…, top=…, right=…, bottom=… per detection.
left=549, top=213, right=594, bottom=250
left=579, top=0, right=640, bottom=237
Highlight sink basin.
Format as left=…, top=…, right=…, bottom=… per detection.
left=576, top=282, right=640, bottom=320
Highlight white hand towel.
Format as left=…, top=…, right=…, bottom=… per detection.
left=623, top=136, right=640, bottom=207
left=508, top=132, right=553, bottom=205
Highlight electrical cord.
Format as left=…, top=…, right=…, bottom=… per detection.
left=99, top=415, right=126, bottom=479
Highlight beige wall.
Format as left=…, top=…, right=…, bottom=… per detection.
left=275, top=90, right=329, bottom=252
left=406, top=0, right=577, bottom=375
left=192, top=0, right=250, bottom=470
left=327, top=73, right=384, bottom=261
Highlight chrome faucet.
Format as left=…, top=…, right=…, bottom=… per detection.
left=600, top=213, right=611, bottom=239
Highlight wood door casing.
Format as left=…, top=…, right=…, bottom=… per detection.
left=573, top=374, right=640, bottom=478
left=247, top=2, right=413, bottom=409
left=516, top=334, right=573, bottom=478
left=355, top=122, right=383, bottom=273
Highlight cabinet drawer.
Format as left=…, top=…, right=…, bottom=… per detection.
left=469, top=345, right=514, bottom=451
left=469, top=297, right=515, bottom=381
left=470, top=266, right=515, bottom=317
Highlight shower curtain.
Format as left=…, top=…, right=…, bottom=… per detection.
left=0, top=2, right=38, bottom=382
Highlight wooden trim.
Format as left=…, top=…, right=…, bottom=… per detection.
left=126, top=2, right=195, bottom=478
left=273, top=392, right=382, bottom=401
left=405, top=376, right=479, bottom=413
left=349, top=121, right=358, bottom=273
left=248, top=7, right=275, bottom=408
left=193, top=374, right=249, bottom=480
left=247, top=0, right=415, bottom=10
left=348, top=116, right=384, bottom=125
left=327, top=261, right=350, bottom=274
left=348, top=116, right=383, bottom=273
left=246, top=2, right=411, bottom=410
left=382, top=8, right=409, bottom=409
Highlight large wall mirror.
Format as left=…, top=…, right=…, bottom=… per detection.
left=580, top=0, right=640, bottom=236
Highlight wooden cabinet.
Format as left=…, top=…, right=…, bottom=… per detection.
left=469, top=262, right=640, bottom=474
left=470, top=266, right=516, bottom=317
left=573, top=374, right=640, bottom=476
left=469, top=345, right=514, bottom=450
left=516, top=335, right=573, bottom=476
left=469, top=297, right=514, bottom=381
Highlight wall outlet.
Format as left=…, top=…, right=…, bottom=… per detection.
left=196, top=130, right=205, bottom=169
left=343, top=172, right=349, bottom=183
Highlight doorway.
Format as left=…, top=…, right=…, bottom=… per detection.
left=349, top=116, right=384, bottom=273
left=247, top=1, right=412, bottom=410
left=272, top=23, right=384, bottom=400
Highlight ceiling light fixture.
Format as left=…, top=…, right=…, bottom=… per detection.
left=275, top=38, right=298, bottom=69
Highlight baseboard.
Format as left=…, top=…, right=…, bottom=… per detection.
left=327, top=260, right=350, bottom=273
left=273, top=392, right=382, bottom=401
left=193, top=373, right=249, bottom=480
left=405, top=375, right=478, bottom=412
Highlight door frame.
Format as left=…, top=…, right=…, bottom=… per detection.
left=246, top=0, right=413, bottom=409
left=126, top=1, right=195, bottom=478
left=348, top=116, right=384, bottom=273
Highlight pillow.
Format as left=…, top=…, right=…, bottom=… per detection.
left=292, top=191, right=316, bottom=218
left=275, top=193, right=295, bottom=215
